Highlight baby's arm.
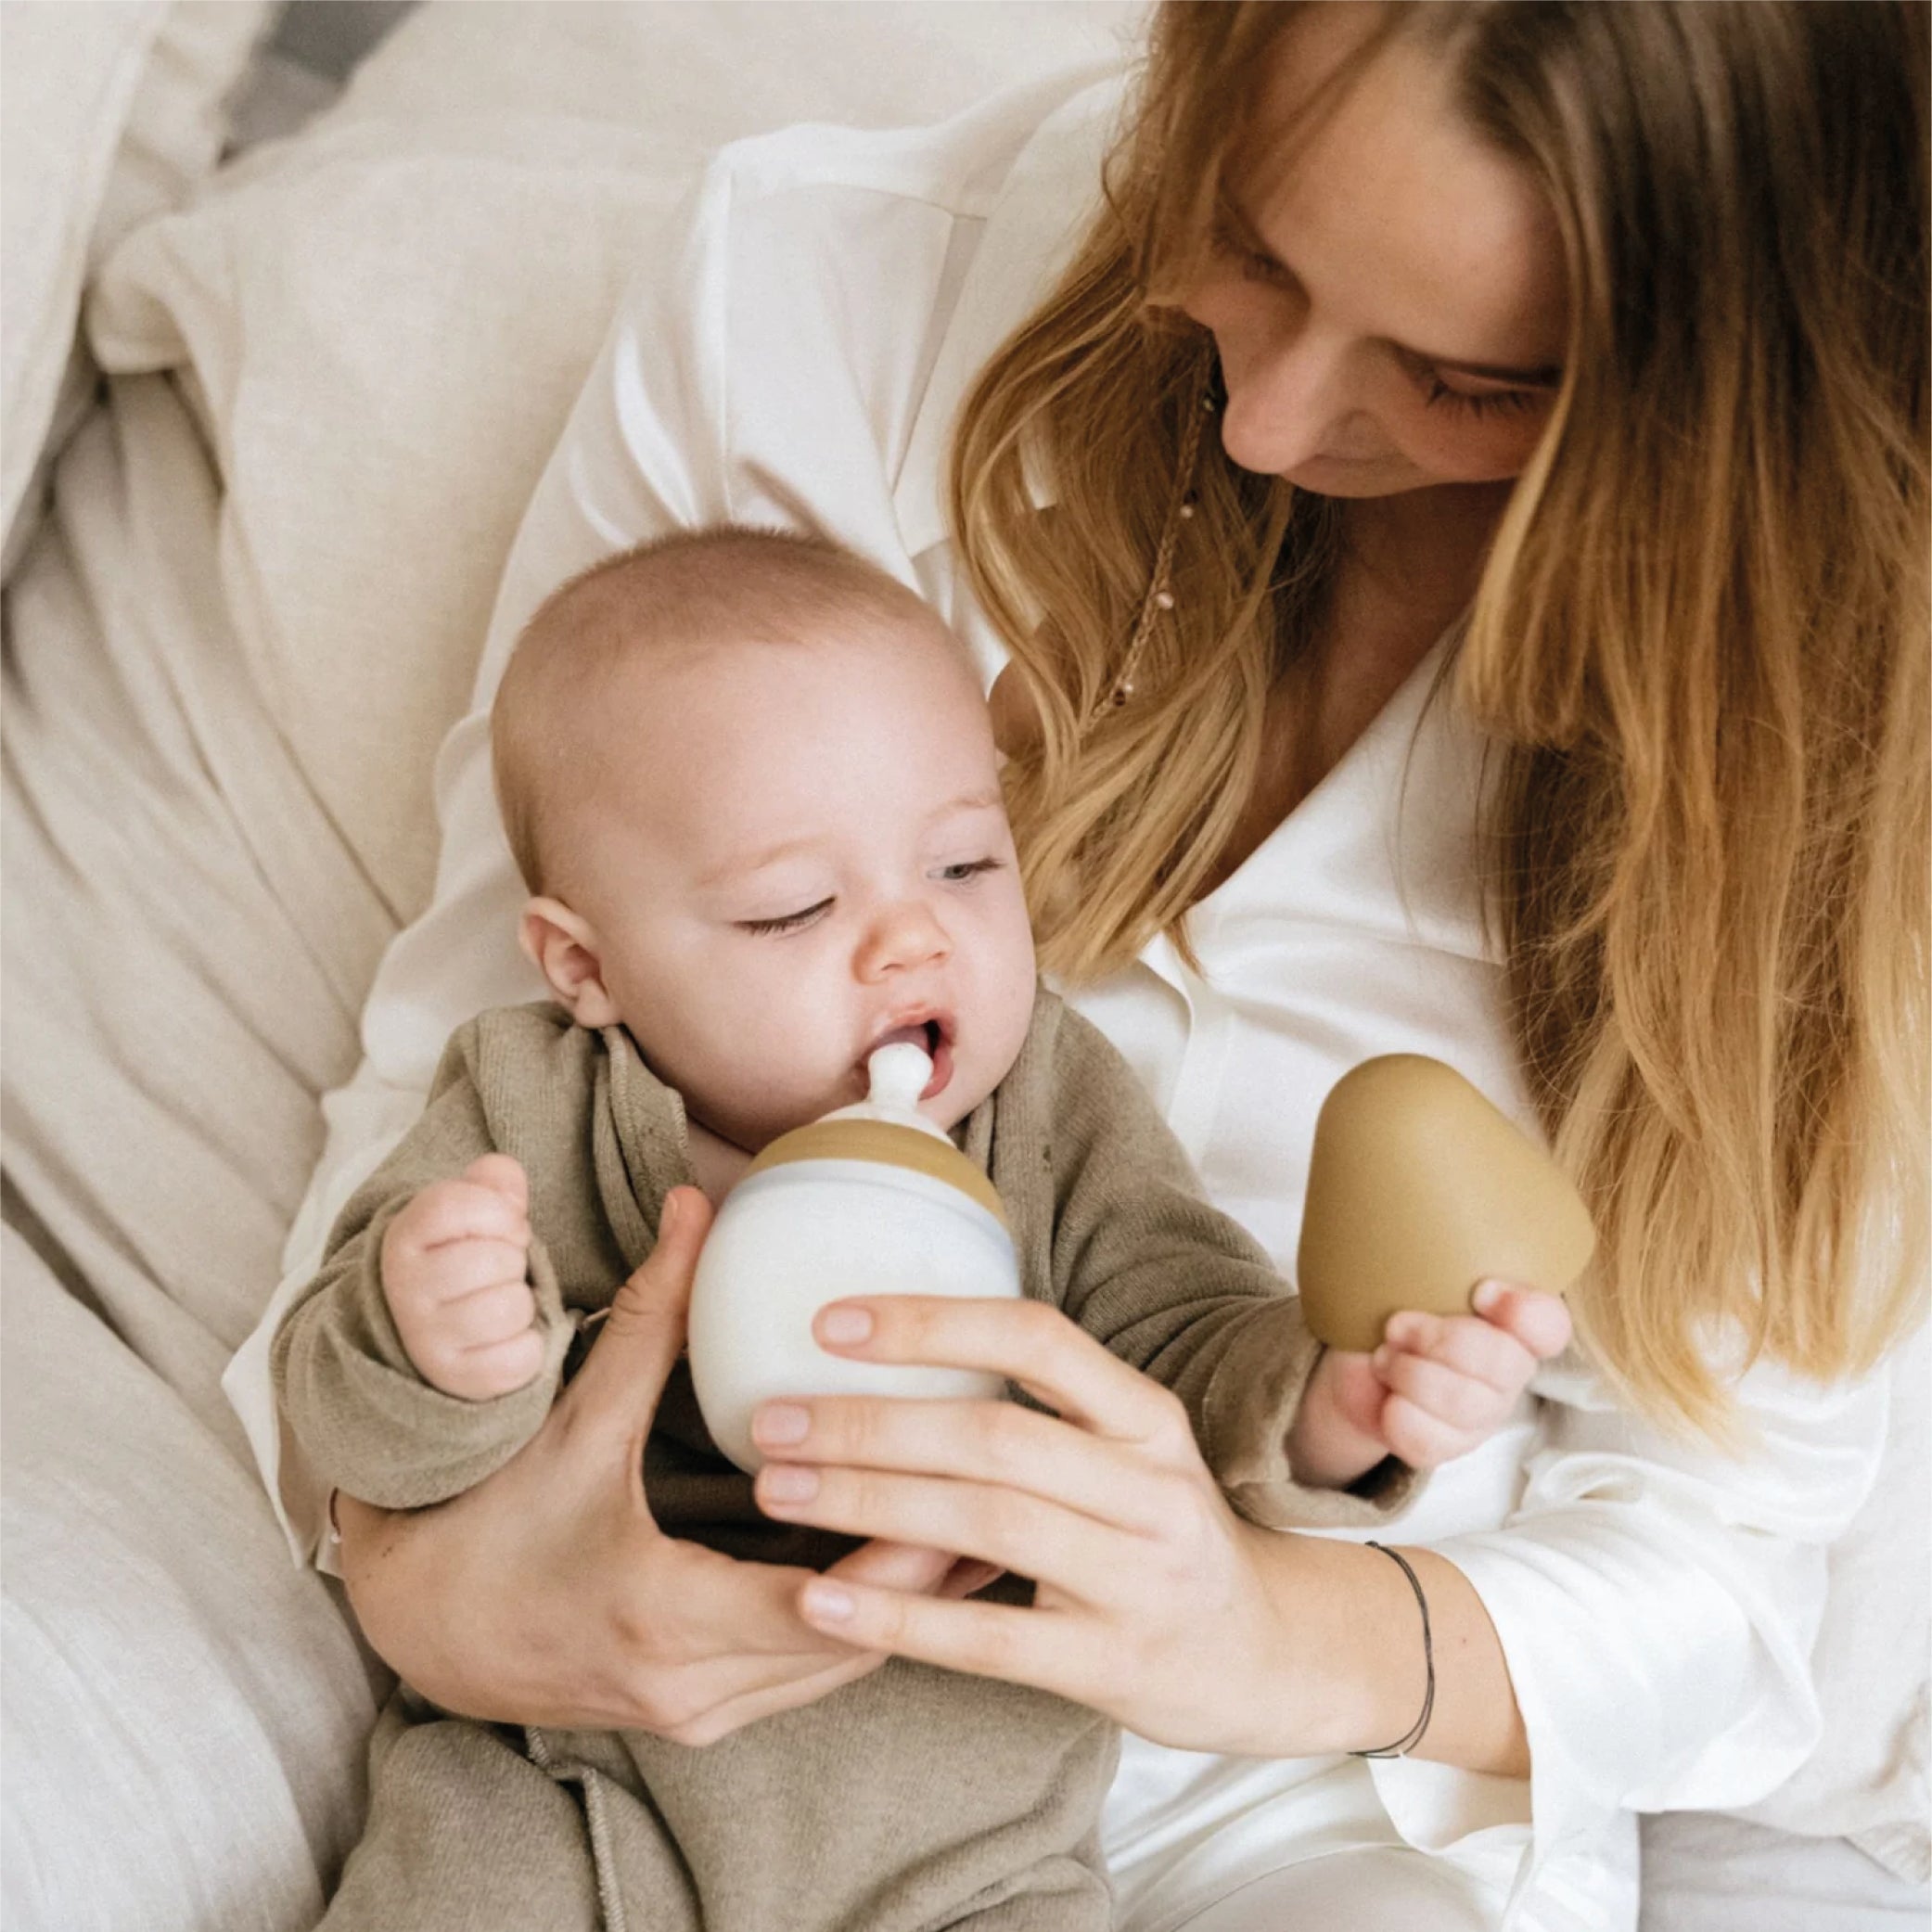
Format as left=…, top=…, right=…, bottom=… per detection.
left=1030, top=1004, right=1558, bottom=1525
left=272, top=1018, right=577, bottom=1510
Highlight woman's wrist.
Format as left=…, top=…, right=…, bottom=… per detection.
left=1246, top=1530, right=1529, bottom=1776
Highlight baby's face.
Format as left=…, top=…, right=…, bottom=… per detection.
left=544, top=620, right=1038, bottom=1150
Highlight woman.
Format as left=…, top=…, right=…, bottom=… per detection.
left=252, top=3, right=1927, bottom=1926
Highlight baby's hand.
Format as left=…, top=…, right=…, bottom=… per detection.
left=1287, top=1282, right=1572, bottom=1489
left=381, top=1154, right=542, bottom=1401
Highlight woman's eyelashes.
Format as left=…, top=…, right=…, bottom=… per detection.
left=734, top=860, right=1004, bottom=938
left=1418, top=372, right=1544, bottom=419
left=1211, top=217, right=1294, bottom=290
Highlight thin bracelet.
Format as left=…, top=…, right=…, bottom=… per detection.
left=1350, top=1542, right=1436, bottom=1759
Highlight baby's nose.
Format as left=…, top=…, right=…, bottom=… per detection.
left=856, top=902, right=950, bottom=979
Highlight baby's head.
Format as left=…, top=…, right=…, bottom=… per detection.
left=493, top=528, right=1037, bottom=1150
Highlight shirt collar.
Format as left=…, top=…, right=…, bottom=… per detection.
left=892, top=72, right=1128, bottom=558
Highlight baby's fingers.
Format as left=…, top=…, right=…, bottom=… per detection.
left=1381, top=1310, right=1533, bottom=1392
left=437, top=1328, right=547, bottom=1402
left=1469, top=1281, right=1572, bottom=1361
left=1372, top=1349, right=1504, bottom=1436
left=1377, top=1395, right=1478, bottom=1471
left=462, top=1153, right=530, bottom=1212
left=393, top=1180, right=531, bottom=1254
left=434, top=1277, right=539, bottom=1351
left=414, top=1239, right=531, bottom=1307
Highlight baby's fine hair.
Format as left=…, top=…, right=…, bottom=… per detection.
left=493, top=526, right=944, bottom=893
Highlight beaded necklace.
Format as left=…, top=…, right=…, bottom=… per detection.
left=1090, top=344, right=1221, bottom=723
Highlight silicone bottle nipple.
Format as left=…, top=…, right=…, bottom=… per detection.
left=822, top=1043, right=946, bottom=1139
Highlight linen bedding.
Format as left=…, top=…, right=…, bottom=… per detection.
left=0, top=6, right=1923, bottom=1929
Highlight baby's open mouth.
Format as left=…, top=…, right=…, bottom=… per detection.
left=864, top=1017, right=954, bottom=1101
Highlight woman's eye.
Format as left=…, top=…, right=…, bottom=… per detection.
left=1419, top=373, right=1544, bottom=420
left=737, top=898, right=833, bottom=937
left=936, top=858, right=1002, bottom=885
left=1211, top=219, right=1292, bottom=290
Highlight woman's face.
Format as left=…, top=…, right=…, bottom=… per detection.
left=1179, top=6, right=1568, bottom=499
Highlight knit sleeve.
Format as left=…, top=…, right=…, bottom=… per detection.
left=270, top=1019, right=574, bottom=1509
left=1028, top=1000, right=1424, bottom=1530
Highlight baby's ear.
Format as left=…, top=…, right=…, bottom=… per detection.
left=519, top=898, right=621, bottom=1027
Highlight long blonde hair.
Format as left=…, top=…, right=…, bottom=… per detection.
left=952, top=0, right=1929, bottom=1430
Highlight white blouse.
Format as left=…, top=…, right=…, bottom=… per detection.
left=227, top=62, right=1889, bottom=1932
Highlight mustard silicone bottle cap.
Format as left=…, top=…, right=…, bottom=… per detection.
left=742, top=1040, right=1006, bottom=1224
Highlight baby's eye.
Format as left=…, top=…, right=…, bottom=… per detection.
left=737, top=897, right=834, bottom=937
left=934, top=858, right=1003, bottom=885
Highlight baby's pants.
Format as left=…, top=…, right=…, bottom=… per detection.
left=322, top=1658, right=1118, bottom=1932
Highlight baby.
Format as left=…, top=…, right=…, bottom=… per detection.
left=275, top=528, right=1547, bottom=1932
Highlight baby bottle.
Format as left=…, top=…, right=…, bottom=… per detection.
left=687, top=1042, right=1021, bottom=1474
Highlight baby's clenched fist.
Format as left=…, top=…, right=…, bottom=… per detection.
left=1287, top=1280, right=1572, bottom=1490
left=381, top=1154, right=543, bottom=1400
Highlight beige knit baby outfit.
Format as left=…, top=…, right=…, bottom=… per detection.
left=275, top=988, right=1415, bottom=1932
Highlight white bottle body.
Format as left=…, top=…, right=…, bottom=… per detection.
left=687, top=1158, right=1021, bottom=1474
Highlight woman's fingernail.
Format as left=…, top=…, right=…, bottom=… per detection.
left=1371, top=1346, right=1391, bottom=1375
left=761, top=1465, right=820, bottom=1505
left=1472, top=1280, right=1505, bottom=1314
left=818, top=1305, right=874, bottom=1347
left=801, top=1581, right=854, bottom=1623
left=754, top=1402, right=810, bottom=1447
left=659, top=1191, right=681, bottom=1235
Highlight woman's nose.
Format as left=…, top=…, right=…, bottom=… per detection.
left=855, top=902, right=951, bottom=980
left=1218, top=322, right=1361, bottom=476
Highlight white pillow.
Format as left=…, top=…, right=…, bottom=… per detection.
left=83, top=0, right=1146, bottom=929
left=0, top=1229, right=377, bottom=1932
left=0, top=0, right=270, bottom=569
left=329, top=0, right=1147, bottom=140
left=88, top=116, right=694, bottom=920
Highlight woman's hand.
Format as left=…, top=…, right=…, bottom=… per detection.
left=744, top=1296, right=1325, bottom=1756
left=746, top=1296, right=1532, bottom=1773
left=335, top=1187, right=976, bottom=1746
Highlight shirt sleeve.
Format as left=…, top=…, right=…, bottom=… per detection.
left=1416, top=1344, right=1890, bottom=1862
left=270, top=1023, right=575, bottom=1511
left=1025, top=999, right=1427, bottom=1531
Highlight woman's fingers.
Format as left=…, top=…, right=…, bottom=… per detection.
left=822, top=1538, right=961, bottom=1596
left=756, top=1462, right=1124, bottom=1596
left=554, top=1185, right=712, bottom=1475
left=751, top=1393, right=1178, bottom=1537
left=939, top=1557, right=1006, bottom=1599
left=795, top=1575, right=1095, bottom=1699
left=813, top=1295, right=1195, bottom=1448
left=659, top=1651, right=890, bottom=1748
